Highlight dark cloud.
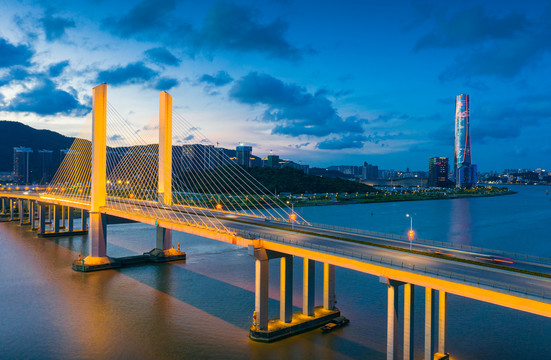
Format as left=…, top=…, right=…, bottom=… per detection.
left=316, top=134, right=368, bottom=150
left=0, top=66, right=33, bottom=86
left=48, top=60, right=69, bottom=77
left=154, top=77, right=179, bottom=90
left=97, top=62, right=157, bottom=86
left=104, top=1, right=307, bottom=61
left=414, top=6, right=529, bottom=50
left=2, top=79, right=89, bottom=116
left=199, top=71, right=233, bottom=87
left=145, top=47, right=180, bottom=66
left=40, top=14, right=75, bottom=42
left=109, top=134, right=123, bottom=141
left=192, top=1, right=304, bottom=60
left=414, top=5, right=551, bottom=80
left=103, top=0, right=176, bottom=38
left=229, top=72, right=366, bottom=138
left=0, top=38, right=33, bottom=68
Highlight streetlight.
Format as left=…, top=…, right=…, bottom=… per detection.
left=290, top=202, right=296, bottom=230
left=406, top=214, right=414, bottom=250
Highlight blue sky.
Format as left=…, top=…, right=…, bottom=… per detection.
left=1, top=0, right=550, bottom=172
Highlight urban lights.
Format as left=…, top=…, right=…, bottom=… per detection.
left=406, top=214, right=415, bottom=250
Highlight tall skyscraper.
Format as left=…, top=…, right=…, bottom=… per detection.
left=428, top=157, right=449, bottom=187
left=13, top=147, right=33, bottom=184
left=236, top=145, right=252, bottom=167
left=454, top=94, right=476, bottom=188
left=38, top=150, right=54, bottom=184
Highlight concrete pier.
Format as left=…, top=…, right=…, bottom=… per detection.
left=404, top=283, right=415, bottom=360
left=303, top=258, right=315, bottom=316
left=280, top=255, right=293, bottom=323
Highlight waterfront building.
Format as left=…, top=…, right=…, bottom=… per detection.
left=13, top=147, right=33, bottom=184
left=454, top=94, right=476, bottom=188
left=428, top=157, right=449, bottom=187
left=236, top=144, right=252, bottom=167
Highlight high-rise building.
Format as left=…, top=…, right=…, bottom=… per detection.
left=267, top=154, right=280, bottom=168
left=38, top=150, right=54, bottom=184
left=454, top=94, right=476, bottom=188
left=13, top=147, right=33, bottom=184
left=362, top=162, right=378, bottom=180
left=236, top=145, right=252, bottom=167
left=428, top=157, right=449, bottom=187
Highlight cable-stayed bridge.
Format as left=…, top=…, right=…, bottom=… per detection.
left=1, top=84, right=551, bottom=360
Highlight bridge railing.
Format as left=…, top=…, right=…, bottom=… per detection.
left=300, top=221, right=551, bottom=267
left=231, top=227, right=551, bottom=303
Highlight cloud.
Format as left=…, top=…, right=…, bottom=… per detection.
left=191, top=1, right=304, bottom=60
left=414, top=6, right=529, bottom=50
left=316, top=134, right=368, bottom=150
left=97, top=61, right=157, bottom=86
left=0, top=66, right=33, bottom=86
left=199, top=71, right=233, bottom=86
left=2, top=79, right=89, bottom=116
left=103, top=0, right=176, bottom=38
left=0, top=38, right=33, bottom=68
left=48, top=60, right=69, bottom=77
left=229, top=72, right=366, bottom=138
left=154, top=77, right=179, bottom=90
left=104, top=1, right=307, bottom=61
left=40, top=14, right=75, bottom=42
left=145, top=47, right=180, bottom=66
left=109, top=134, right=123, bottom=141
left=413, top=5, right=551, bottom=80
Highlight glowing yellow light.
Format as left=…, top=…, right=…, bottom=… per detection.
left=24, top=187, right=29, bottom=190
left=117, top=180, right=122, bottom=184
left=129, top=193, right=135, bottom=199
left=290, top=214, right=297, bottom=221
left=216, top=204, right=222, bottom=210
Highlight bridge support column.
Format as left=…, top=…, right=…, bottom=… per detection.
left=255, top=258, right=269, bottom=330
left=323, top=263, right=335, bottom=310
left=1, top=197, right=5, bottom=214
left=303, top=258, right=315, bottom=316
left=18, top=199, right=24, bottom=224
left=67, top=207, right=74, bottom=232
left=61, top=206, right=66, bottom=229
left=89, top=212, right=107, bottom=257
left=53, top=205, right=61, bottom=233
left=156, top=226, right=172, bottom=250
left=38, top=204, right=46, bottom=235
left=280, top=255, right=293, bottom=323
left=9, top=199, right=14, bottom=221
left=30, top=201, right=37, bottom=230
left=436, top=291, right=449, bottom=358
left=404, top=283, right=415, bottom=360
left=380, top=277, right=403, bottom=360
left=425, top=288, right=436, bottom=360
left=81, top=210, right=88, bottom=231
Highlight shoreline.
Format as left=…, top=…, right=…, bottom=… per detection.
left=291, top=189, right=517, bottom=207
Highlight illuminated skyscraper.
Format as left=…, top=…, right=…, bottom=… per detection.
left=454, top=94, right=476, bottom=187
left=428, top=157, right=449, bottom=187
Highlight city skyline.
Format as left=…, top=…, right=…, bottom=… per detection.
left=1, top=1, right=551, bottom=171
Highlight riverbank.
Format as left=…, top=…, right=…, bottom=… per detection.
left=289, top=187, right=516, bottom=207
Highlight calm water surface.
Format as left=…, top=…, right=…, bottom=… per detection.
left=0, top=185, right=550, bottom=359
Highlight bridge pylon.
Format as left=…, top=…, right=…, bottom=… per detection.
left=156, top=91, right=173, bottom=251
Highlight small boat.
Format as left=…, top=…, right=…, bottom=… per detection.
left=321, top=316, right=349, bottom=333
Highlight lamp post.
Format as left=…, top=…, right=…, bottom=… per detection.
left=406, top=214, right=414, bottom=250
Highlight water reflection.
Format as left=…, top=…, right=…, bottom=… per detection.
left=448, top=198, right=472, bottom=245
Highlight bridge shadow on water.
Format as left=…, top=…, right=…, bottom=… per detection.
left=44, top=233, right=384, bottom=359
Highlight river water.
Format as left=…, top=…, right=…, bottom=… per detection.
left=1, top=185, right=550, bottom=359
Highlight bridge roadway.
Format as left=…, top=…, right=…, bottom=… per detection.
left=4, top=191, right=550, bottom=318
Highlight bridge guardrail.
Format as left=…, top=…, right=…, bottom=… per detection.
left=231, top=227, right=551, bottom=303
left=301, top=221, right=551, bottom=267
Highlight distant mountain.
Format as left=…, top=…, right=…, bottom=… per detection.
left=0, top=120, right=75, bottom=174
